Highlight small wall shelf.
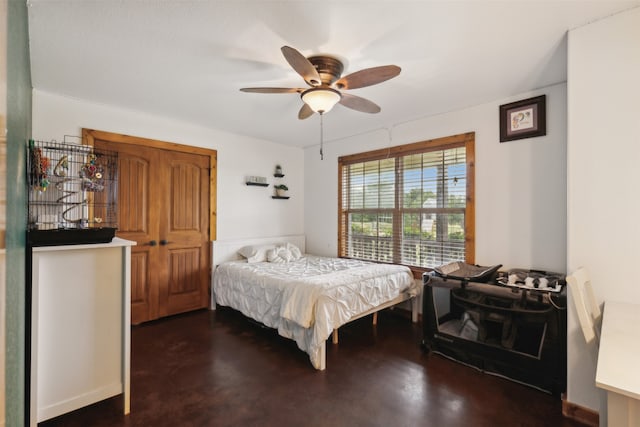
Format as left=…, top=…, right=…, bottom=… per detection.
left=273, top=165, right=287, bottom=199
left=246, top=182, right=269, bottom=187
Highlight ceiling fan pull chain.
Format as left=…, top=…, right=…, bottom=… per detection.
left=320, top=113, right=324, bottom=161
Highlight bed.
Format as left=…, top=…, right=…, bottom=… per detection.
left=211, top=235, right=420, bottom=370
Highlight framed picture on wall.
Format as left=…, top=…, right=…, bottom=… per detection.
left=499, top=95, right=546, bottom=142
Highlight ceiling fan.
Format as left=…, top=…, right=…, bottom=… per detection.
left=240, top=46, right=401, bottom=119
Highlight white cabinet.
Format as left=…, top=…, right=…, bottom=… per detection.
left=30, top=238, right=135, bottom=424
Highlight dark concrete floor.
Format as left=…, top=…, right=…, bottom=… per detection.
left=40, top=308, right=583, bottom=427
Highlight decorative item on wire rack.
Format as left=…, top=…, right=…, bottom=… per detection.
left=27, top=138, right=119, bottom=246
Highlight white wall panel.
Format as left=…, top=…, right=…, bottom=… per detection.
left=567, top=6, right=640, bottom=415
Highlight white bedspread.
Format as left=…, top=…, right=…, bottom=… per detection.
left=213, top=255, right=417, bottom=369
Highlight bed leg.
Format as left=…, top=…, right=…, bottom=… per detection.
left=372, top=312, right=378, bottom=325
left=411, top=296, right=419, bottom=323
left=320, top=342, right=326, bottom=371
left=332, top=328, right=339, bottom=344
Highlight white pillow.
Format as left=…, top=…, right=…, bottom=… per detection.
left=267, top=243, right=303, bottom=263
left=237, top=244, right=276, bottom=263
left=286, top=242, right=303, bottom=260
left=267, top=246, right=293, bottom=263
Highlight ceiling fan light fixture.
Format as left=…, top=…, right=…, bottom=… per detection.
left=301, top=87, right=341, bottom=114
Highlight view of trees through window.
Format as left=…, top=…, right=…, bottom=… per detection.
left=339, top=134, right=474, bottom=270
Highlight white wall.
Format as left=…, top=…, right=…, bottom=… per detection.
left=305, top=84, right=567, bottom=275
left=32, top=90, right=305, bottom=241
left=567, top=6, right=640, bottom=416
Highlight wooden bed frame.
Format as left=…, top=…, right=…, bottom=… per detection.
left=210, top=235, right=419, bottom=370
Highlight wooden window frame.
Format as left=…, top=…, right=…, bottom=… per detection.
left=338, top=132, right=475, bottom=277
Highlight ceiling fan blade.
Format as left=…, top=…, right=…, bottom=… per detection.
left=334, top=65, right=401, bottom=90
left=339, top=93, right=381, bottom=114
left=298, top=103, right=315, bottom=120
left=240, top=87, right=303, bottom=94
left=281, top=46, right=322, bottom=87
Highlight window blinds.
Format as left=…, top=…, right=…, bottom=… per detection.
left=338, top=132, right=475, bottom=270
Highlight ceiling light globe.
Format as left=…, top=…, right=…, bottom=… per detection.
left=301, top=88, right=342, bottom=114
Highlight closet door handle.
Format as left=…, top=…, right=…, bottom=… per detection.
left=147, top=240, right=157, bottom=246
left=160, top=239, right=171, bottom=246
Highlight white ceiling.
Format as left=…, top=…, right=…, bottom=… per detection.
left=27, top=0, right=639, bottom=148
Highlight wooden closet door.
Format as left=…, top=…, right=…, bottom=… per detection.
left=104, top=142, right=162, bottom=324
left=92, top=135, right=213, bottom=324
left=157, top=149, right=210, bottom=317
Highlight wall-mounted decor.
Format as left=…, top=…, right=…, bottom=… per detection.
left=246, top=175, right=268, bottom=187
left=273, top=184, right=289, bottom=199
left=499, top=95, right=546, bottom=142
left=273, top=165, right=289, bottom=199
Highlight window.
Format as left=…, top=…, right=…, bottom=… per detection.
left=338, top=132, right=475, bottom=271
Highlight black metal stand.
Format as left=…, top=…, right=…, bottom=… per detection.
left=422, top=273, right=567, bottom=396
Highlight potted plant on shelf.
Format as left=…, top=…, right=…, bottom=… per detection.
left=274, top=184, right=288, bottom=197
left=274, top=165, right=284, bottom=177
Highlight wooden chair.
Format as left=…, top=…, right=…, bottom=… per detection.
left=566, top=267, right=602, bottom=345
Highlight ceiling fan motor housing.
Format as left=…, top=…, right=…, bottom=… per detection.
left=307, top=56, right=344, bottom=86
